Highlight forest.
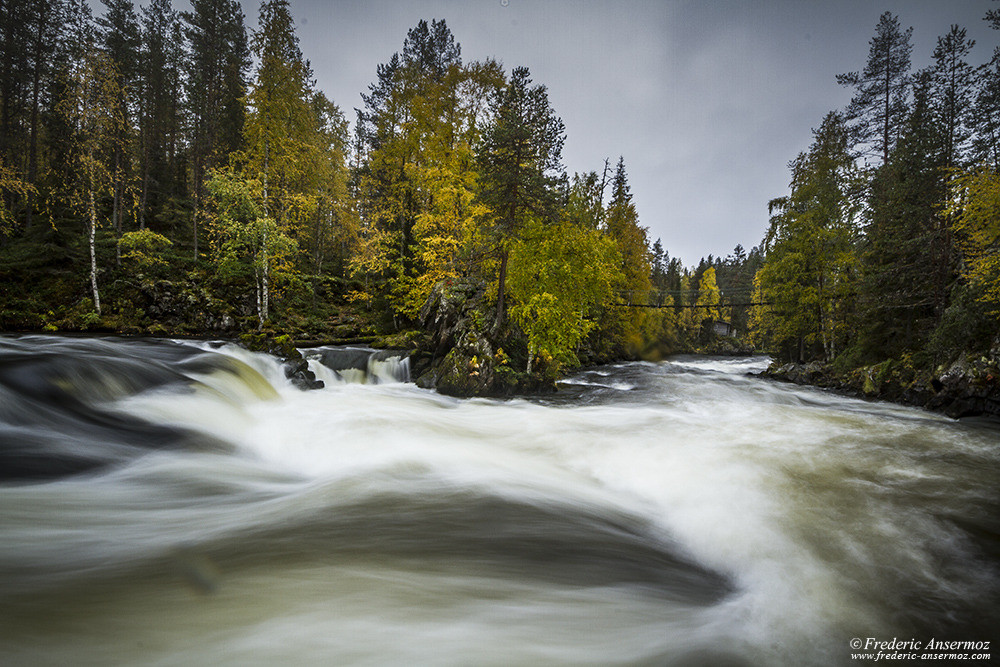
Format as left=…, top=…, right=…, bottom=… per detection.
left=0, top=1, right=998, bottom=397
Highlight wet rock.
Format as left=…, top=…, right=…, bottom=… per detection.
left=282, top=358, right=324, bottom=391
left=761, top=355, right=1000, bottom=420
left=240, top=332, right=324, bottom=391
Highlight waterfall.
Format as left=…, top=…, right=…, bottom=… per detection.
left=304, top=346, right=411, bottom=385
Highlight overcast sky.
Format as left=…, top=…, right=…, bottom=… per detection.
left=190, top=1, right=998, bottom=264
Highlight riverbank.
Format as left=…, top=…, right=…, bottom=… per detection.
left=760, top=350, right=1000, bottom=419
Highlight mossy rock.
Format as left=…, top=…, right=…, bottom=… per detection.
left=239, top=332, right=302, bottom=360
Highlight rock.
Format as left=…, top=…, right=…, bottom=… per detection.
left=761, top=354, right=1000, bottom=420
left=283, top=358, right=324, bottom=391
left=240, top=332, right=324, bottom=391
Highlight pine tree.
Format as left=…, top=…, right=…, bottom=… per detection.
left=837, top=12, right=913, bottom=163
left=22, top=0, right=63, bottom=229
left=972, top=55, right=1000, bottom=170
left=183, top=0, right=249, bottom=259
left=138, top=0, right=185, bottom=231
left=605, top=157, right=651, bottom=307
left=476, top=66, right=565, bottom=328
left=931, top=25, right=976, bottom=170
left=0, top=0, right=31, bottom=173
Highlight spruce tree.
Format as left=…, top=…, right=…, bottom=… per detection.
left=96, top=0, right=140, bottom=251
left=752, top=112, right=861, bottom=362
left=861, top=71, right=949, bottom=359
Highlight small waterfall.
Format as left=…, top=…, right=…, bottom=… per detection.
left=304, top=347, right=410, bottom=385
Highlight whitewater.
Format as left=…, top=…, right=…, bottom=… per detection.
left=0, top=336, right=996, bottom=666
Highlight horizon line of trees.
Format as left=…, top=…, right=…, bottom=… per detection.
left=750, top=8, right=1000, bottom=370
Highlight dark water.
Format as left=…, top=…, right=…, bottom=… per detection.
left=0, top=337, right=996, bottom=666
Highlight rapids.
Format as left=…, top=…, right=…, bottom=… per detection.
left=0, top=336, right=996, bottom=666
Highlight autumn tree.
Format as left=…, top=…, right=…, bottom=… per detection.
left=58, top=42, right=128, bottom=315
left=950, top=167, right=1000, bottom=314
left=0, top=158, right=35, bottom=235
left=695, top=266, right=721, bottom=322
left=240, top=0, right=317, bottom=322
left=352, top=20, right=502, bottom=319
left=304, top=90, right=354, bottom=278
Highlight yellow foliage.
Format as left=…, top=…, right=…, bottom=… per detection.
left=508, top=218, right=619, bottom=369
left=118, top=229, right=173, bottom=270
left=0, top=159, right=35, bottom=236
left=951, top=167, right=1000, bottom=313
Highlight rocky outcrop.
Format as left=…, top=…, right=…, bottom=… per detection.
left=408, top=279, right=554, bottom=397
left=138, top=279, right=236, bottom=333
left=239, top=332, right=324, bottom=391
left=761, top=347, right=1000, bottom=419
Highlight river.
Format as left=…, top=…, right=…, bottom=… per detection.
left=0, top=336, right=996, bottom=666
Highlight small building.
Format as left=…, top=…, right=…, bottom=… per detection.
left=713, top=320, right=736, bottom=337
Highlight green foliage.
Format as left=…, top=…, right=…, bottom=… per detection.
left=477, top=66, right=566, bottom=326
left=205, top=168, right=298, bottom=328
left=507, top=218, right=619, bottom=371
left=859, top=71, right=950, bottom=359
left=118, top=228, right=173, bottom=272
left=836, top=12, right=913, bottom=163
left=350, top=21, right=501, bottom=322
left=928, top=281, right=996, bottom=361
left=0, top=159, right=37, bottom=236
left=751, top=112, right=862, bottom=362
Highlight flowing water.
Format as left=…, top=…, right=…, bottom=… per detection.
left=0, top=336, right=997, bottom=666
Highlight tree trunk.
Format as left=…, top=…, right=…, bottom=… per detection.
left=88, top=188, right=101, bottom=315
left=255, top=266, right=262, bottom=330
left=113, top=151, right=122, bottom=266
left=192, top=203, right=199, bottom=261
left=26, top=14, right=43, bottom=230
left=496, top=246, right=508, bottom=329
left=261, top=227, right=270, bottom=327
